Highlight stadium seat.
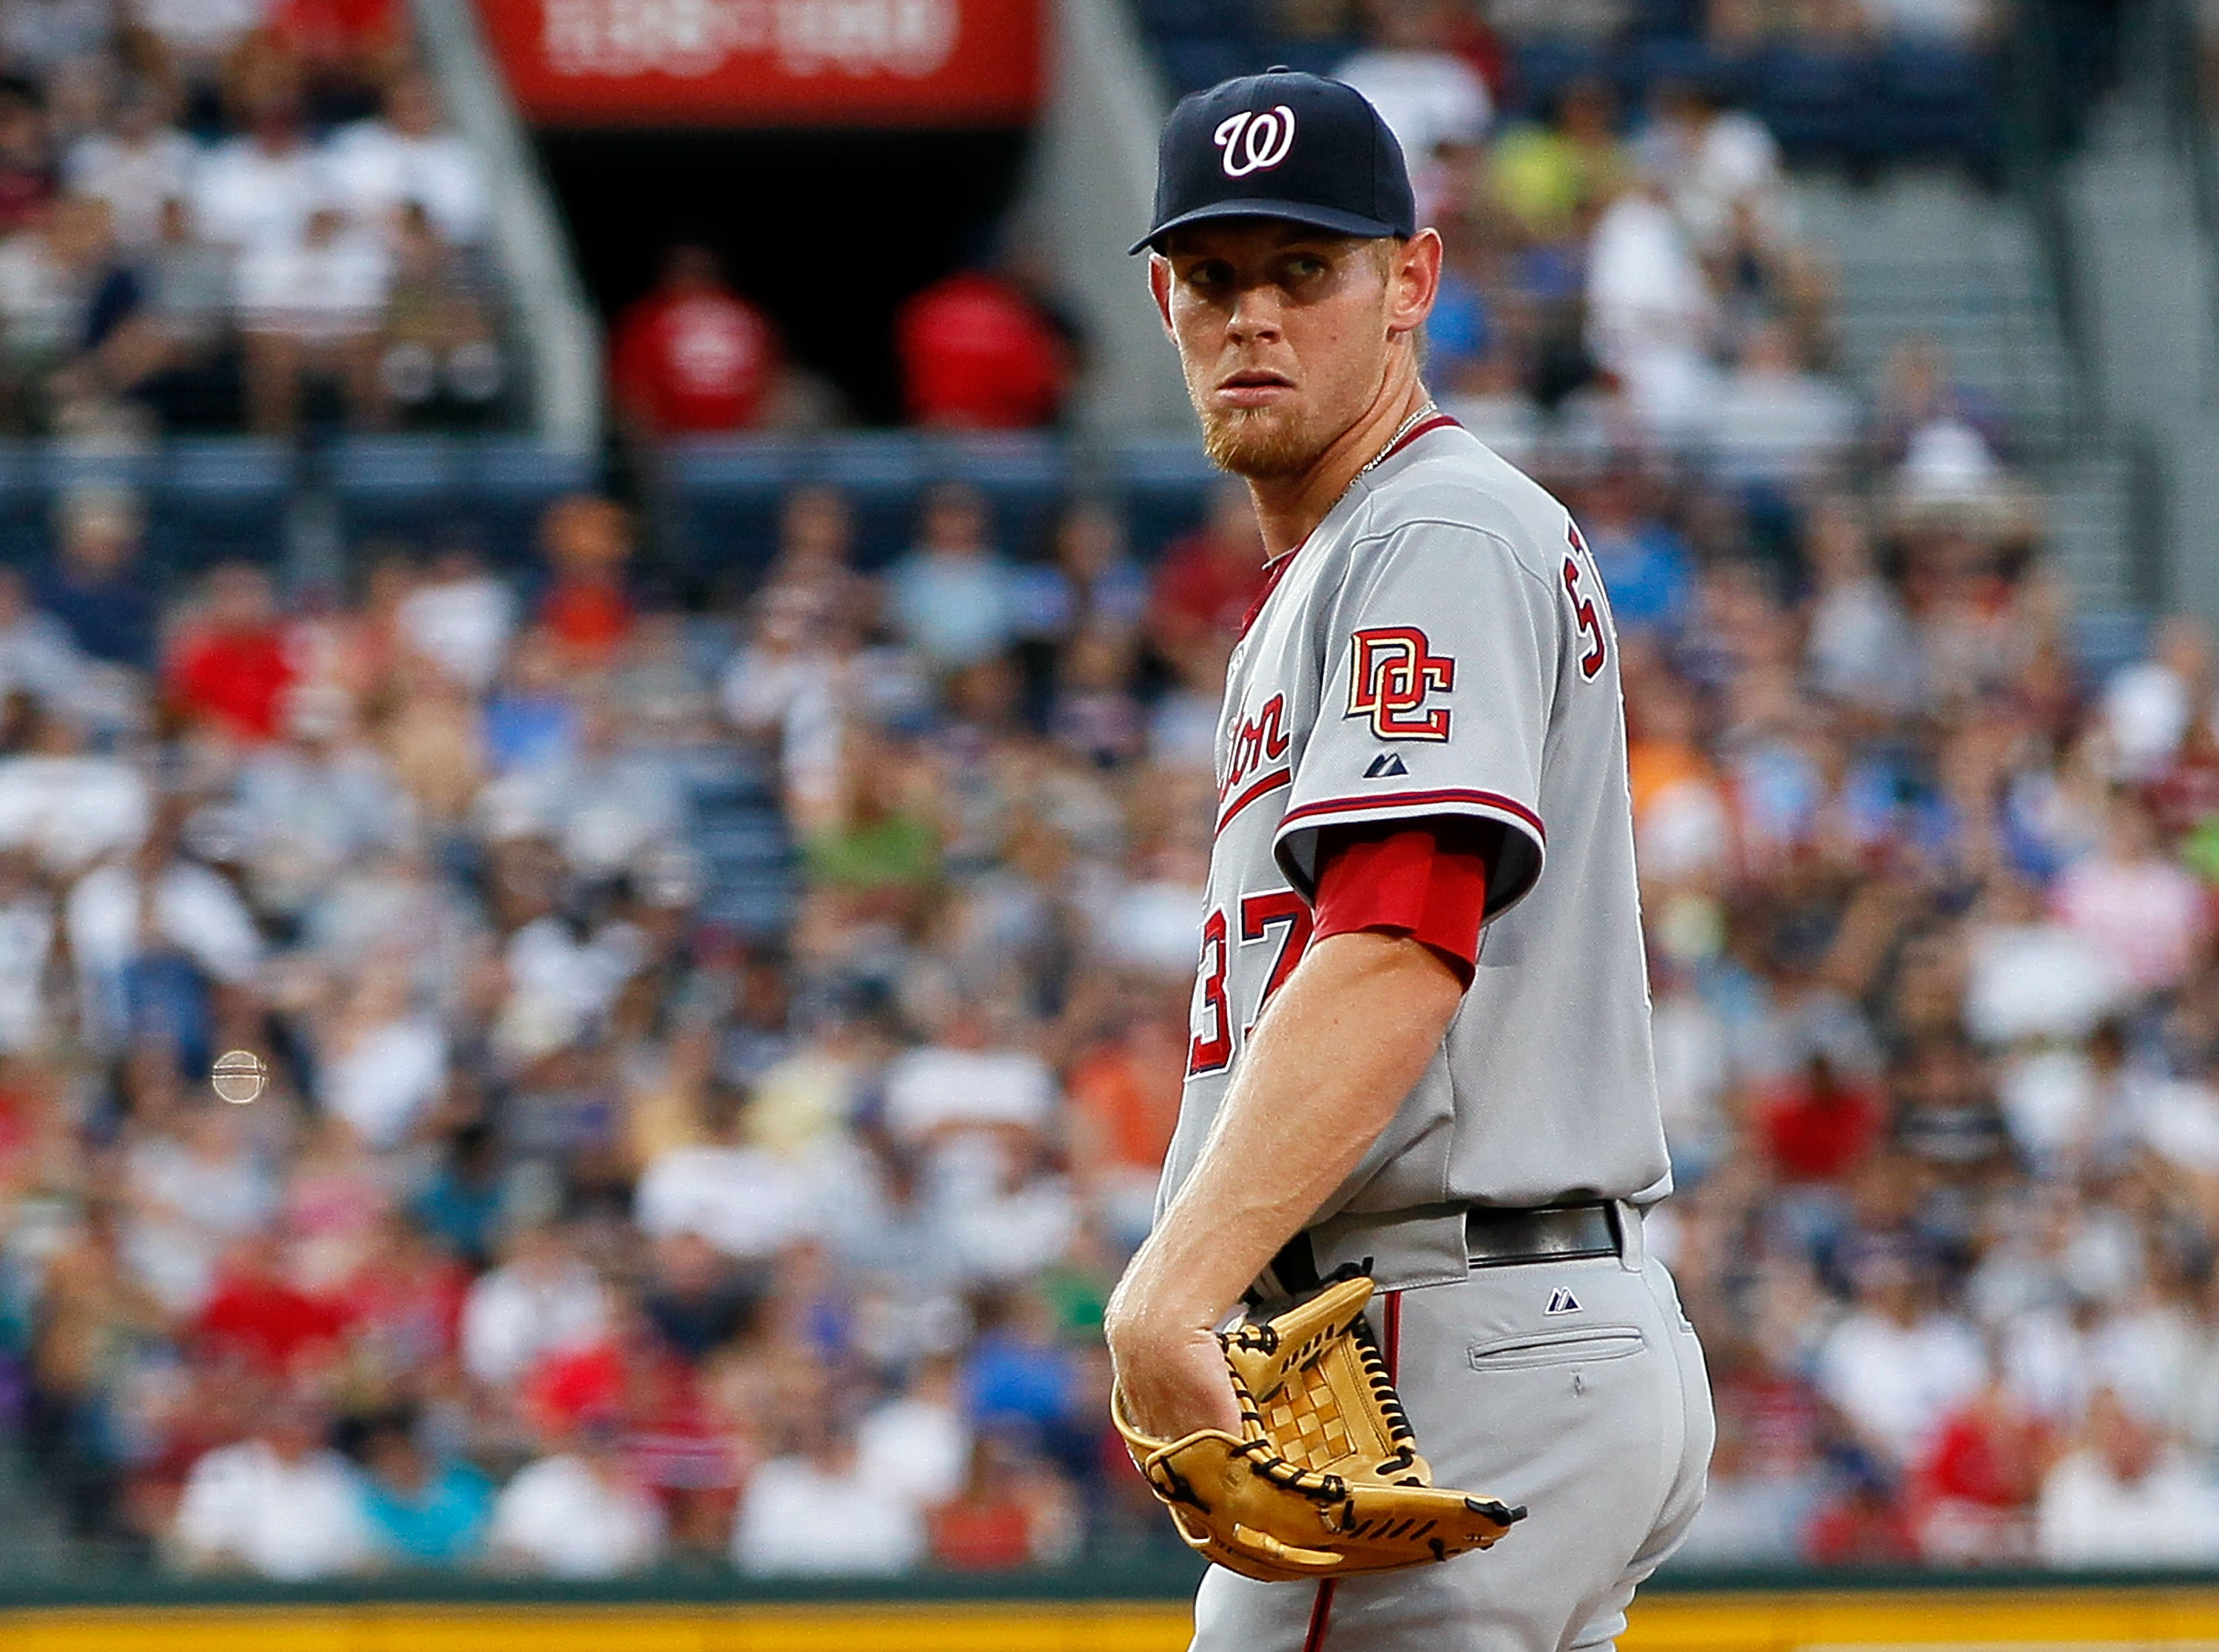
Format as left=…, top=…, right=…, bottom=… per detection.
left=1508, top=42, right=1614, bottom=122
left=1114, top=434, right=1220, bottom=560
left=669, top=433, right=1075, bottom=595
left=330, top=436, right=603, bottom=568
left=147, top=439, right=293, bottom=573
left=1752, top=48, right=1871, bottom=166
left=0, top=440, right=41, bottom=564
left=328, top=434, right=469, bottom=549
left=1158, top=36, right=1262, bottom=98
left=931, top=432, right=1071, bottom=561
left=1632, top=36, right=1743, bottom=105
left=467, top=439, right=601, bottom=567
left=1873, top=45, right=2002, bottom=172
left=666, top=436, right=804, bottom=593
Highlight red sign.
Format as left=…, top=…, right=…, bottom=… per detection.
left=480, top=0, right=1044, bottom=127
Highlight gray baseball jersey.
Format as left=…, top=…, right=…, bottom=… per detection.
left=1159, top=415, right=1671, bottom=1236
left=1159, top=420, right=1714, bottom=1651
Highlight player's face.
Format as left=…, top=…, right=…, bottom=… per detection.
left=1151, top=223, right=1429, bottom=480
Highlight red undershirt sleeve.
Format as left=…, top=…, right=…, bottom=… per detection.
left=1310, top=818, right=1492, bottom=988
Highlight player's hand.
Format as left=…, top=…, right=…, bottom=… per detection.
left=1106, top=1312, right=1244, bottom=1441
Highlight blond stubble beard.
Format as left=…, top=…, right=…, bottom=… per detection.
left=1195, top=401, right=1325, bottom=479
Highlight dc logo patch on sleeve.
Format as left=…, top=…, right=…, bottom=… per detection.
left=1347, top=626, right=1455, bottom=740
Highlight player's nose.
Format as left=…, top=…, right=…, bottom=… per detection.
left=1224, top=283, right=1286, bottom=343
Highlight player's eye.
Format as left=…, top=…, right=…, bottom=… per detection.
left=1283, top=254, right=1329, bottom=283
left=1182, top=260, right=1233, bottom=292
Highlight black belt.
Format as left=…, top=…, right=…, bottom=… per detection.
left=1266, top=1202, right=1623, bottom=1296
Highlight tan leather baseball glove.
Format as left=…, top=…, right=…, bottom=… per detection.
left=1112, top=1274, right=1524, bottom=1582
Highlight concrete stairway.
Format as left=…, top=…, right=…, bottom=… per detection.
left=1792, top=171, right=2143, bottom=617
left=2066, top=87, right=2219, bottom=620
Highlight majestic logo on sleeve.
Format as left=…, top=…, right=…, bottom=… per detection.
left=1347, top=627, right=1455, bottom=741
left=1214, top=106, right=1297, bottom=176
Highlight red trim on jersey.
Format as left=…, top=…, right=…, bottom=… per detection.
left=1302, top=1580, right=1337, bottom=1652
left=1215, top=765, right=1293, bottom=837
left=1236, top=549, right=1300, bottom=643
left=1280, top=787, right=1547, bottom=844
left=1383, top=412, right=1460, bottom=461
left=1232, top=415, right=1462, bottom=645
left=1312, top=822, right=1489, bottom=986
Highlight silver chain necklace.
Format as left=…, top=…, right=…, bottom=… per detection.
left=1357, top=400, right=1439, bottom=481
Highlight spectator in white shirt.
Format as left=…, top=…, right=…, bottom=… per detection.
left=733, top=1415, right=925, bottom=1576
left=170, top=1392, right=372, bottom=1579
left=0, top=703, right=150, bottom=876
left=1815, top=1247, right=1987, bottom=1471
left=137, top=0, right=269, bottom=89
left=396, top=541, right=514, bottom=691
left=192, top=94, right=334, bottom=256
left=1333, top=0, right=1490, bottom=220
left=65, top=811, right=263, bottom=1055
left=236, top=203, right=390, bottom=435
left=857, top=1353, right=970, bottom=1509
left=496, top=696, right=686, bottom=882
left=2039, top=1387, right=2219, bottom=1566
left=234, top=696, right=410, bottom=917
left=459, top=1222, right=610, bottom=1389
left=635, top=1086, right=814, bottom=1262
left=1707, top=321, right=1860, bottom=487
left=490, top=1415, right=665, bottom=1577
left=0, top=565, right=101, bottom=723
left=2102, top=616, right=2210, bottom=783
left=124, top=1101, right=278, bottom=1313
left=1639, top=83, right=1793, bottom=260
left=1585, top=175, right=1718, bottom=445
left=65, top=78, right=195, bottom=252
left=885, top=484, right=1020, bottom=671
left=0, top=194, right=129, bottom=396
left=328, top=72, right=487, bottom=247
left=314, top=959, right=448, bottom=1151
left=2053, top=796, right=2210, bottom=996
left=1803, top=497, right=1922, bottom=717
left=882, top=1001, right=1058, bottom=1147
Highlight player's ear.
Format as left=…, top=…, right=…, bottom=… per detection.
left=1385, top=229, right=1442, bottom=339
left=1148, top=254, right=1177, bottom=338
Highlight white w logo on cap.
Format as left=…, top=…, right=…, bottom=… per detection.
left=1214, top=105, right=1296, bottom=177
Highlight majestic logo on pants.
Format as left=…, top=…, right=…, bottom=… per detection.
left=1214, top=106, right=1297, bottom=176
left=1348, top=626, right=1455, bottom=740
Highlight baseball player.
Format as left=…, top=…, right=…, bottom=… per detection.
left=1101, top=71, right=1715, bottom=1651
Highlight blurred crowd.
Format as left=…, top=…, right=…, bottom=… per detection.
left=1288, top=0, right=1997, bottom=70
left=0, top=0, right=496, bottom=440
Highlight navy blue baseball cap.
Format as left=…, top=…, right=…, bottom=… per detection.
left=1129, top=69, right=1416, bottom=256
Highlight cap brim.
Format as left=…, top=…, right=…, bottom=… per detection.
left=1127, top=199, right=1404, bottom=255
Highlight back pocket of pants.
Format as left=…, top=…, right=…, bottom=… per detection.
left=1468, top=1327, right=1646, bottom=1371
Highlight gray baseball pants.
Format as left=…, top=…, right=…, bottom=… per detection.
left=1189, top=1244, right=1714, bottom=1652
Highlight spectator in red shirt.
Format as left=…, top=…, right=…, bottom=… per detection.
left=610, top=246, right=779, bottom=435
left=1803, top=1463, right=1922, bottom=1565
left=536, top=493, right=633, bottom=664
left=926, top=1438, right=1041, bottom=1571
left=1757, top=1052, right=1886, bottom=1184
left=194, top=1233, right=345, bottom=1378
left=0, top=91, right=55, bottom=239
left=894, top=267, right=1070, bottom=430
left=1146, top=480, right=1266, bottom=681
left=1912, top=1380, right=2047, bottom=1563
left=166, top=561, right=297, bottom=743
